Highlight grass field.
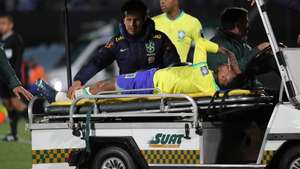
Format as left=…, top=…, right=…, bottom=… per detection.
left=0, top=119, right=32, bottom=169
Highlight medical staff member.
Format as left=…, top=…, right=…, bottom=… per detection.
left=68, top=0, right=180, bottom=99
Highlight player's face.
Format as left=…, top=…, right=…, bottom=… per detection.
left=217, top=64, right=237, bottom=87
left=160, top=0, right=178, bottom=13
left=0, top=17, right=13, bottom=35
left=123, top=13, right=145, bottom=36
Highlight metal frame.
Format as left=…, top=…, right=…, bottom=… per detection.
left=28, top=90, right=273, bottom=130
left=69, top=93, right=199, bottom=128
left=255, top=0, right=299, bottom=108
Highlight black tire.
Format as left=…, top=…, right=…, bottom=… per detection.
left=28, top=96, right=48, bottom=115
left=91, top=146, right=136, bottom=169
left=278, top=144, right=300, bottom=169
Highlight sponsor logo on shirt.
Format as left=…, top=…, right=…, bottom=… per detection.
left=125, top=73, right=136, bottom=79
left=178, top=30, right=186, bottom=41
left=153, top=34, right=162, bottom=39
left=115, top=36, right=125, bottom=42
left=120, top=48, right=128, bottom=52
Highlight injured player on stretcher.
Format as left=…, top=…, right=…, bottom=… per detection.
left=36, top=47, right=241, bottom=103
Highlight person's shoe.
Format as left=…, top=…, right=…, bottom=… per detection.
left=35, top=80, right=57, bottom=103
left=2, top=134, right=18, bottom=142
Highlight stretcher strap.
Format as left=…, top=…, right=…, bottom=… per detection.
left=206, top=90, right=232, bottom=116
left=219, top=90, right=231, bottom=111
left=207, top=91, right=220, bottom=115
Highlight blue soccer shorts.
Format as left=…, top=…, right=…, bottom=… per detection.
left=116, top=68, right=157, bottom=94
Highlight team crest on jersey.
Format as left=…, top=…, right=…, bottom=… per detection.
left=145, top=41, right=156, bottom=56
left=200, top=66, right=209, bottom=76
left=178, top=30, right=186, bottom=40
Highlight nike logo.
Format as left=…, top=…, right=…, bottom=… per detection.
left=120, top=48, right=128, bottom=52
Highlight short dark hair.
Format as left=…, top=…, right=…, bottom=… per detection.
left=121, top=0, right=148, bottom=18
left=0, top=13, right=14, bottom=23
left=221, top=7, right=248, bottom=30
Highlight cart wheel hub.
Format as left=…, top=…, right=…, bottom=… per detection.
left=290, top=157, right=300, bottom=169
left=101, top=157, right=126, bottom=169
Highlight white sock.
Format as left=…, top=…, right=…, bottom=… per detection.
left=55, top=92, right=71, bottom=102
left=74, top=87, right=92, bottom=98
left=54, top=87, right=92, bottom=102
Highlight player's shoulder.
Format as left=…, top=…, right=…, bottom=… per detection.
left=104, top=34, right=124, bottom=49
left=113, top=34, right=125, bottom=43
left=152, top=13, right=165, bottom=21
left=152, top=30, right=168, bottom=40
left=182, top=12, right=201, bottom=23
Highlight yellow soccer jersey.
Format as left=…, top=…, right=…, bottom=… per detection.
left=152, top=11, right=202, bottom=62
left=153, top=63, right=219, bottom=95
left=193, top=38, right=219, bottom=63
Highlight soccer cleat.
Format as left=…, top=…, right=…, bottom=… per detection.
left=2, top=134, right=18, bottom=142
left=35, top=80, right=57, bottom=103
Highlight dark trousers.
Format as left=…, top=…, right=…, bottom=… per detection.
left=245, top=53, right=280, bottom=78
left=8, top=110, right=18, bottom=137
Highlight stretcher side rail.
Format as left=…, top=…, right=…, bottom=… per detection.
left=68, top=93, right=199, bottom=129
left=28, top=95, right=274, bottom=130
left=44, top=96, right=273, bottom=116
left=28, top=88, right=275, bottom=130
left=44, top=95, right=273, bottom=114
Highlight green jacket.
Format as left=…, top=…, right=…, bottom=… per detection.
left=207, top=30, right=259, bottom=72
left=0, top=48, right=21, bottom=89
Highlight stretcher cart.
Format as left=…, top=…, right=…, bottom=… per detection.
left=29, top=89, right=276, bottom=169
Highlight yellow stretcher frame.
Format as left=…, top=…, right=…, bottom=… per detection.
left=51, top=89, right=253, bottom=107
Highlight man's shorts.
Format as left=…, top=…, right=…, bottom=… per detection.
left=116, top=68, right=157, bottom=94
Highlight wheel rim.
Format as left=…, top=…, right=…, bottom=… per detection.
left=290, top=157, right=300, bottom=169
left=101, top=157, right=126, bottom=169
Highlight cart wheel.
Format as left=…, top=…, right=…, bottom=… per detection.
left=91, top=146, right=136, bottom=169
left=278, top=144, right=300, bottom=169
left=28, top=96, right=48, bottom=115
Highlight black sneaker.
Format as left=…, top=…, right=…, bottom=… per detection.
left=35, top=80, right=57, bottom=103
left=2, top=134, right=18, bottom=142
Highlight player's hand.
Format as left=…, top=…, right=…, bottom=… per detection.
left=297, top=34, right=300, bottom=45
left=67, top=80, right=82, bottom=99
left=219, top=47, right=241, bottom=74
left=257, top=42, right=270, bottom=51
left=248, top=0, right=256, bottom=6
left=13, top=86, right=33, bottom=101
